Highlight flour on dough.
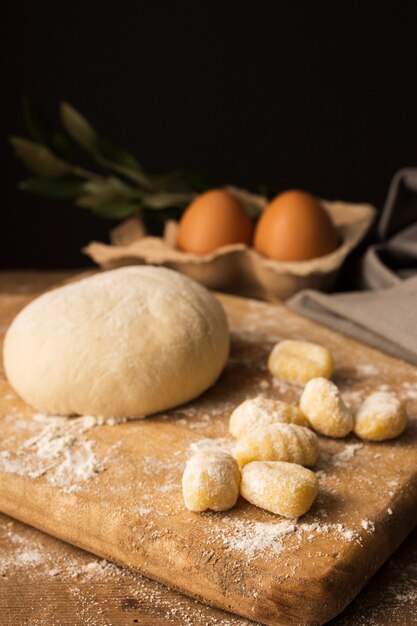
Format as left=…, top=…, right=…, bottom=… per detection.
left=3, top=267, right=230, bottom=418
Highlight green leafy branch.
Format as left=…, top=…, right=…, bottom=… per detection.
left=9, top=101, right=209, bottom=221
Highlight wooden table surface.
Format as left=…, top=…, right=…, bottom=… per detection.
left=1, top=271, right=417, bottom=626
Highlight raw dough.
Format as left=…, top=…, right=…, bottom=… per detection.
left=300, top=377, right=353, bottom=437
left=354, top=391, right=407, bottom=441
left=268, top=339, right=334, bottom=384
left=233, top=423, right=319, bottom=468
left=3, top=267, right=230, bottom=418
left=229, top=397, right=307, bottom=438
left=240, top=461, right=319, bottom=518
left=182, top=450, right=240, bottom=512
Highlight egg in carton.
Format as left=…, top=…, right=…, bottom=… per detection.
left=84, top=187, right=376, bottom=301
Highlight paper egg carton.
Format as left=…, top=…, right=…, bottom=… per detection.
left=84, top=190, right=376, bottom=301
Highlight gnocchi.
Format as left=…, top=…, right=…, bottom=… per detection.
left=354, top=391, right=407, bottom=441
left=232, top=423, right=319, bottom=468
left=300, top=377, right=353, bottom=437
left=241, top=461, right=319, bottom=518
left=229, top=396, right=307, bottom=438
left=268, top=339, right=334, bottom=385
left=182, top=451, right=240, bottom=512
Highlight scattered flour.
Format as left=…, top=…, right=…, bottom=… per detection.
left=208, top=517, right=361, bottom=561
left=297, top=521, right=360, bottom=543
left=1, top=517, right=250, bottom=626
left=355, top=363, right=380, bottom=377
left=361, top=519, right=376, bottom=533
left=331, top=443, right=364, bottom=466
left=341, top=389, right=366, bottom=408
left=0, top=413, right=121, bottom=492
left=401, top=381, right=417, bottom=401
left=189, top=437, right=234, bottom=456
left=212, top=519, right=296, bottom=558
left=2, top=510, right=417, bottom=626
left=377, top=384, right=391, bottom=392
left=271, top=377, right=293, bottom=394
left=134, top=506, right=153, bottom=515
left=259, top=379, right=270, bottom=390
left=141, top=455, right=182, bottom=476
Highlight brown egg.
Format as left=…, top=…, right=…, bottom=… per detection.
left=177, top=189, right=252, bottom=254
left=254, top=190, right=339, bottom=261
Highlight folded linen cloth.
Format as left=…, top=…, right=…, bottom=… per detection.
left=288, top=168, right=417, bottom=364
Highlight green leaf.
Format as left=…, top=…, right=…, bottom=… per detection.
left=76, top=176, right=139, bottom=209
left=13, top=100, right=210, bottom=223
left=50, top=131, right=75, bottom=162
left=9, top=136, right=73, bottom=177
left=22, top=100, right=74, bottom=161
left=146, top=169, right=213, bottom=194
left=91, top=200, right=140, bottom=220
left=97, top=159, right=154, bottom=189
left=60, top=102, right=97, bottom=152
left=18, top=176, right=85, bottom=198
left=60, top=102, right=147, bottom=185
left=96, top=137, right=141, bottom=169
left=141, top=190, right=196, bottom=210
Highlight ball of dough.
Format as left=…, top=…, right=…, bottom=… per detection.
left=268, top=340, right=334, bottom=385
left=300, top=377, right=353, bottom=438
left=229, top=396, right=308, bottom=438
left=3, top=266, right=230, bottom=418
left=240, top=461, right=318, bottom=518
left=354, top=391, right=407, bottom=441
left=233, top=423, right=319, bottom=468
left=182, top=450, right=240, bottom=512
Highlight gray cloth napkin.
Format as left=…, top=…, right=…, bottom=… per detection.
left=288, top=168, right=417, bottom=364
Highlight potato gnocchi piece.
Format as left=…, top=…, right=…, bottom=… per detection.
left=268, top=339, right=334, bottom=385
left=182, top=450, right=240, bottom=512
left=229, top=396, right=307, bottom=438
left=300, top=377, right=353, bottom=437
left=354, top=391, right=407, bottom=441
left=241, top=461, right=318, bottom=518
left=233, top=423, right=319, bottom=468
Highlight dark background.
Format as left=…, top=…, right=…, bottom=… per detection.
left=1, top=3, right=417, bottom=269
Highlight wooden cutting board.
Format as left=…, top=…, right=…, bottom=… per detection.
left=3, top=511, right=417, bottom=626
left=1, top=282, right=417, bottom=626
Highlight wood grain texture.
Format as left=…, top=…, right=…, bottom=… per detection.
left=2, top=511, right=417, bottom=626
left=1, top=512, right=254, bottom=626
left=1, top=272, right=417, bottom=626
